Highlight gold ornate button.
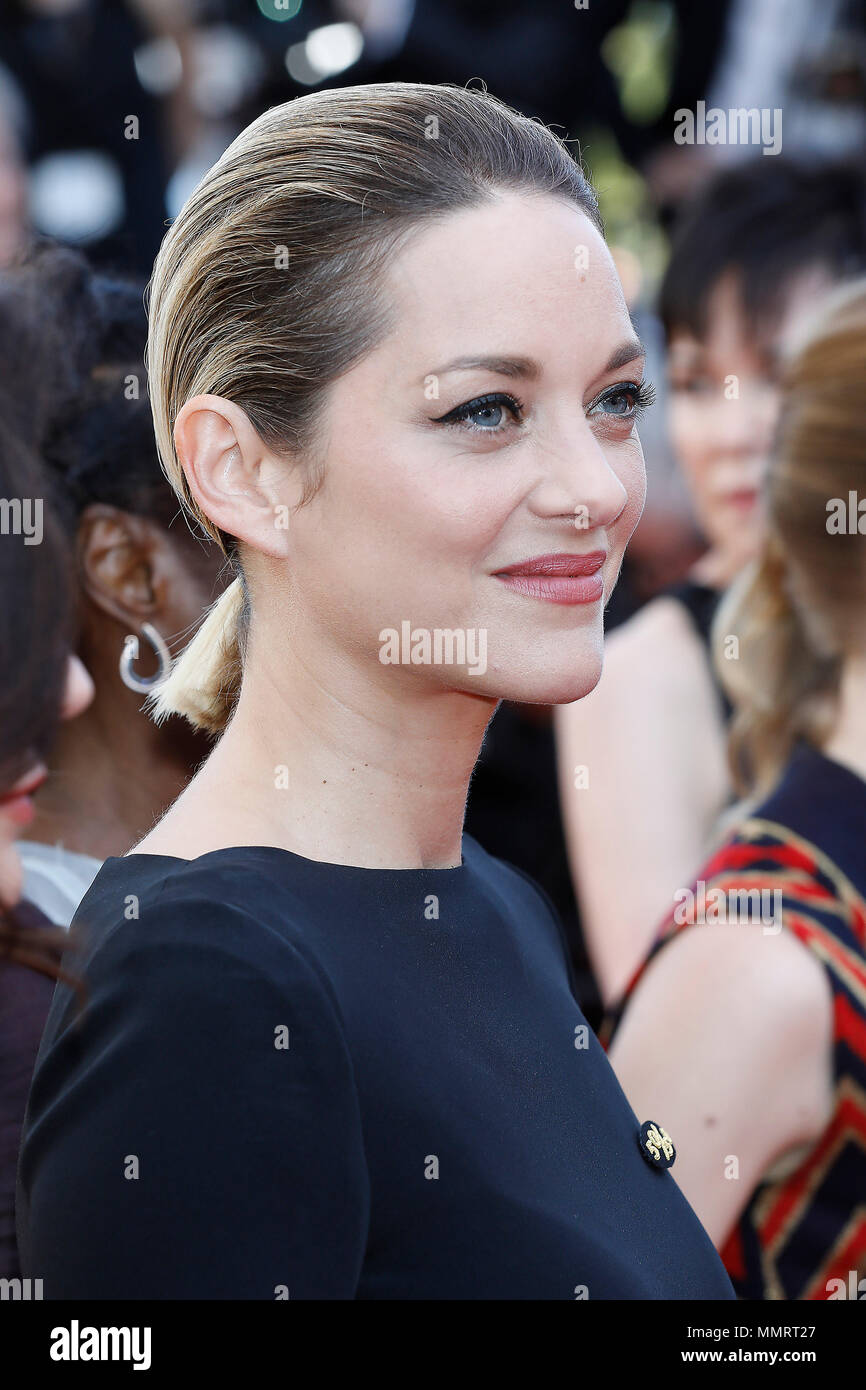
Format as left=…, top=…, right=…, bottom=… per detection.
left=638, top=1120, right=676, bottom=1169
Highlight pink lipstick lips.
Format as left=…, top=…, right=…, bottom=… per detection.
left=0, top=762, right=47, bottom=828
left=494, top=551, right=606, bottom=605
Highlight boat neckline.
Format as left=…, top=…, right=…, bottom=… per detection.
left=110, top=840, right=470, bottom=877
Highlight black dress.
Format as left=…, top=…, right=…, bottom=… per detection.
left=16, top=835, right=734, bottom=1300
left=464, top=703, right=602, bottom=1027
left=663, top=578, right=733, bottom=721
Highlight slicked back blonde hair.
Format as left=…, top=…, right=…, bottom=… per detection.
left=713, top=276, right=866, bottom=799
left=144, top=80, right=601, bottom=733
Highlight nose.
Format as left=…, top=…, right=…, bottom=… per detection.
left=59, top=654, right=95, bottom=722
left=526, top=420, right=632, bottom=531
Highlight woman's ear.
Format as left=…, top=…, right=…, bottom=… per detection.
left=77, top=504, right=162, bottom=625
left=174, top=395, right=299, bottom=560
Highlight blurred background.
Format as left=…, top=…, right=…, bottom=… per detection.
left=3, top=0, right=865, bottom=590
left=4, top=2, right=866, bottom=1302
left=2, top=0, right=866, bottom=1007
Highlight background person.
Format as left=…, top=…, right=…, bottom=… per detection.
left=0, top=415, right=92, bottom=1278
left=0, top=245, right=224, bottom=924
left=556, top=156, right=866, bottom=1006
left=604, top=277, right=866, bottom=1301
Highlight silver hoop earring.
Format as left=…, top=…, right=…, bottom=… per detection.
left=119, top=622, right=172, bottom=694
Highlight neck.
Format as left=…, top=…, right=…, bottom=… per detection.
left=22, top=659, right=206, bottom=861
left=164, top=627, right=499, bottom=870
left=689, top=545, right=741, bottom=591
left=824, top=654, right=866, bottom=785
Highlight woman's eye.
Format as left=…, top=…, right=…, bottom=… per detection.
left=588, top=381, right=655, bottom=419
left=432, top=382, right=653, bottom=435
left=668, top=375, right=713, bottom=396
left=433, top=392, right=524, bottom=434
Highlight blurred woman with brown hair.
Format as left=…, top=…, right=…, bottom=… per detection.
left=605, top=277, right=866, bottom=1300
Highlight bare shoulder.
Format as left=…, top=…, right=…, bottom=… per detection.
left=610, top=918, right=836, bottom=1236
left=629, top=920, right=834, bottom=1055
left=604, top=595, right=710, bottom=684
left=610, top=593, right=699, bottom=649
left=563, top=595, right=719, bottom=725
left=555, top=595, right=729, bottom=804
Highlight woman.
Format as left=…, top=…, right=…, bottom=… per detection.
left=16, top=82, right=733, bottom=1301
left=0, top=416, right=93, bottom=1278
left=0, top=245, right=225, bottom=924
left=556, top=158, right=866, bottom=1006
left=605, top=277, right=866, bottom=1300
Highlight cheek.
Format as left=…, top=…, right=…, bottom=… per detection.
left=322, top=435, right=513, bottom=571
left=744, top=393, right=779, bottom=458
left=668, top=399, right=715, bottom=496
left=294, top=443, right=506, bottom=645
left=610, top=441, right=647, bottom=545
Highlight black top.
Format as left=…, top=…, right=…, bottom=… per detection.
left=16, top=835, right=734, bottom=1300
left=663, top=579, right=733, bottom=721
left=464, top=703, right=602, bottom=1029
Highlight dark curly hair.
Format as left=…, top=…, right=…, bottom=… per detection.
left=0, top=241, right=165, bottom=998
left=0, top=239, right=183, bottom=532
left=0, top=413, right=79, bottom=988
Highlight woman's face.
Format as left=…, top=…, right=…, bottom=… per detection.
left=280, top=192, right=648, bottom=706
left=0, top=654, right=94, bottom=908
left=666, top=267, right=832, bottom=576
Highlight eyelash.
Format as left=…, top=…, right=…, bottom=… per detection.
left=433, top=381, right=656, bottom=435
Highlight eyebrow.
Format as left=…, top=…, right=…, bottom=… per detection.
left=427, top=336, right=646, bottom=382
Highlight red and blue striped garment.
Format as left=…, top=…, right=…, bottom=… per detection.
left=604, top=741, right=866, bottom=1300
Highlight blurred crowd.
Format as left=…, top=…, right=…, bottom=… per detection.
left=2, top=0, right=866, bottom=1301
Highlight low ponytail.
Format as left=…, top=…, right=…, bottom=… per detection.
left=711, top=536, right=841, bottom=802
left=147, top=575, right=248, bottom=735
left=709, top=277, right=866, bottom=802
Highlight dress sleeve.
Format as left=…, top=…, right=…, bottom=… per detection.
left=16, top=885, right=370, bottom=1299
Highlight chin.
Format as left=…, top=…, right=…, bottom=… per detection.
left=467, top=651, right=604, bottom=707
left=534, top=666, right=603, bottom=707
left=516, top=626, right=604, bottom=706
